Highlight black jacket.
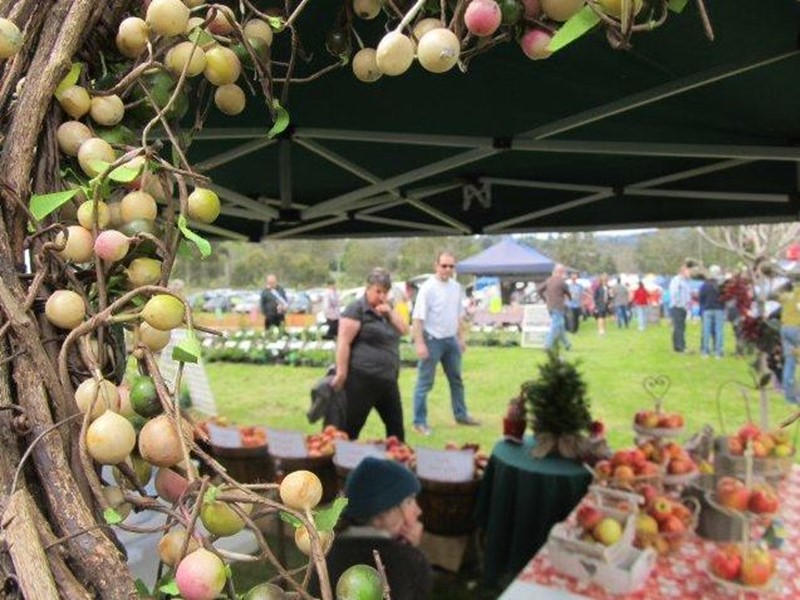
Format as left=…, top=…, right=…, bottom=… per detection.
left=259, top=286, right=287, bottom=319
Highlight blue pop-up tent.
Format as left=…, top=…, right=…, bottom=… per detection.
left=457, top=239, right=555, bottom=277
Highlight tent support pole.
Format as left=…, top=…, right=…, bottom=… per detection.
left=484, top=191, right=614, bottom=232
left=195, top=138, right=277, bottom=172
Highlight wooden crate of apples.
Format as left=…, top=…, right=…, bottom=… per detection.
left=547, top=486, right=657, bottom=594
left=550, top=486, right=639, bottom=562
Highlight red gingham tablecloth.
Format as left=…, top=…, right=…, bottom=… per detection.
left=517, top=465, right=800, bottom=599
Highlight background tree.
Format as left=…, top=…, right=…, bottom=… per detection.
left=697, top=223, right=800, bottom=264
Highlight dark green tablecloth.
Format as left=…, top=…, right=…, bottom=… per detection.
left=475, top=436, right=591, bottom=586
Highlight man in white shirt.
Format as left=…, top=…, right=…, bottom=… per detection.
left=411, top=251, right=480, bottom=436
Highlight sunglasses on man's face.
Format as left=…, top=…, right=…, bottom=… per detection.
left=438, top=263, right=455, bottom=269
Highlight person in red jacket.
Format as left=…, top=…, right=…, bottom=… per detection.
left=632, top=281, right=650, bottom=331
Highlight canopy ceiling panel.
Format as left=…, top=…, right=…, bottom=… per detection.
left=187, top=0, right=800, bottom=240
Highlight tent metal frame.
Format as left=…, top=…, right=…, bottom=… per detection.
left=183, top=47, right=799, bottom=239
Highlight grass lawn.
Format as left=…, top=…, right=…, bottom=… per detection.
left=205, top=317, right=799, bottom=453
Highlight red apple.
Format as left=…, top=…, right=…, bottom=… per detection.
left=671, top=414, right=684, bottom=427
left=638, top=483, right=659, bottom=507
left=751, top=439, right=769, bottom=458
left=611, top=450, right=632, bottom=468
left=754, top=433, right=775, bottom=455
left=710, top=545, right=742, bottom=581
left=594, top=460, right=613, bottom=478
left=740, top=547, right=775, bottom=587
left=658, top=514, right=686, bottom=535
left=629, top=448, right=647, bottom=469
left=747, top=484, right=779, bottom=514
left=576, top=504, right=603, bottom=531
left=613, top=465, right=636, bottom=483
left=670, top=502, right=692, bottom=523
left=716, top=477, right=750, bottom=512
left=662, top=442, right=684, bottom=459
left=667, top=457, right=695, bottom=475
left=727, top=436, right=744, bottom=456
left=650, top=496, right=673, bottom=522
left=638, top=441, right=656, bottom=460
left=738, top=422, right=761, bottom=445
left=637, top=461, right=661, bottom=477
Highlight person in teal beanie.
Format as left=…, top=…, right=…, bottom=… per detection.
left=312, top=457, right=433, bottom=599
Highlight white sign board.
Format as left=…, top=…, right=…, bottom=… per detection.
left=207, top=423, right=243, bottom=448
left=266, top=428, right=307, bottom=458
left=333, top=441, right=385, bottom=470
left=158, top=329, right=218, bottom=416
left=520, top=304, right=550, bottom=349
left=415, top=447, right=475, bottom=483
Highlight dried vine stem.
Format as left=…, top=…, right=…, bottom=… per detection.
left=10, top=412, right=84, bottom=495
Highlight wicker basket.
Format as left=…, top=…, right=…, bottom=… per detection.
left=272, top=454, right=340, bottom=504
left=417, top=477, right=481, bottom=536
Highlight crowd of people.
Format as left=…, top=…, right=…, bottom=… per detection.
left=538, top=259, right=800, bottom=405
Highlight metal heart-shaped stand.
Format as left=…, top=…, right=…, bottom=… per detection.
left=642, top=375, right=671, bottom=412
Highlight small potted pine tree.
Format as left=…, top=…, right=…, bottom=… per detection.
left=522, top=350, right=593, bottom=459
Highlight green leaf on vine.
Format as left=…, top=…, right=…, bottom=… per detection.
left=177, top=215, right=212, bottom=258
left=266, top=16, right=285, bottom=31
left=87, top=159, right=111, bottom=177
left=314, top=497, right=348, bottom=532
left=187, top=27, right=215, bottom=46
left=134, top=580, right=151, bottom=597
left=173, top=329, right=201, bottom=364
left=96, top=125, right=137, bottom=146
left=177, top=240, right=195, bottom=258
left=29, top=188, right=80, bottom=221
left=279, top=511, right=302, bottom=528
left=546, top=6, right=600, bottom=53
left=203, top=485, right=220, bottom=504
left=268, top=100, right=290, bottom=139
left=108, top=163, right=143, bottom=183
left=158, top=578, right=179, bottom=595
left=54, top=63, right=83, bottom=99
left=103, top=507, right=123, bottom=525
left=667, top=0, right=690, bottom=13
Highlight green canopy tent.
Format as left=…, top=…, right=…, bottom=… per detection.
left=184, top=0, right=800, bottom=241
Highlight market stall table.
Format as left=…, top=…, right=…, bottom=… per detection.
left=475, top=436, right=592, bottom=586
left=500, top=465, right=800, bottom=599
